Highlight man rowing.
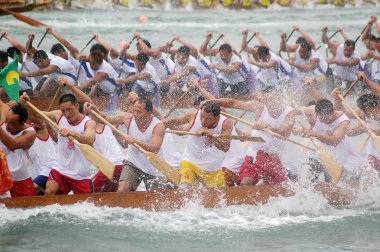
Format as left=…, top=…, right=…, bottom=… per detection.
left=21, top=93, right=97, bottom=195
left=0, top=101, right=37, bottom=197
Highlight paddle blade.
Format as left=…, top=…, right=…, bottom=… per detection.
left=315, top=145, right=343, bottom=184
left=2, top=8, right=47, bottom=27
left=369, top=132, right=380, bottom=154
left=145, top=152, right=180, bottom=186
left=77, top=142, right=115, bottom=180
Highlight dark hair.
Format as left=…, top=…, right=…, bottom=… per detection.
left=219, top=43, right=232, bottom=53
left=357, top=94, right=380, bottom=111
left=90, top=50, right=104, bottom=65
left=33, top=50, right=48, bottom=60
left=296, top=36, right=306, bottom=44
left=300, top=42, right=312, bottom=51
left=193, top=95, right=205, bottom=107
left=257, top=46, right=270, bottom=57
left=135, top=96, right=153, bottom=112
left=369, top=34, right=377, bottom=41
left=344, top=40, right=355, bottom=50
left=315, top=99, right=334, bottom=115
left=7, top=47, right=21, bottom=59
left=0, top=50, right=9, bottom=63
left=59, top=93, right=77, bottom=105
left=136, top=52, right=149, bottom=65
left=137, top=39, right=151, bottom=49
left=201, top=100, right=220, bottom=117
left=10, top=103, right=28, bottom=123
left=262, top=85, right=277, bottom=93
left=375, top=37, right=380, bottom=43
left=50, top=43, right=66, bottom=55
left=177, top=46, right=190, bottom=58
left=90, top=43, right=108, bottom=56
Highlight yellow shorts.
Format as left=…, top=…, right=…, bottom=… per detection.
left=179, top=160, right=226, bottom=188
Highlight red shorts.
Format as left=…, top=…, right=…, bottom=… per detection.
left=10, top=177, right=38, bottom=197
left=48, top=169, right=94, bottom=195
left=368, top=155, right=380, bottom=173
left=92, top=165, right=124, bottom=192
left=238, top=151, right=288, bottom=185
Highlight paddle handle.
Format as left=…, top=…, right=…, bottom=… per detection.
left=316, top=30, right=339, bottom=51
left=342, top=78, right=360, bottom=98
left=118, top=35, right=138, bottom=78
left=234, top=110, right=247, bottom=125
left=209, top=33, right=224, bottom=50
left=36, top=30, right=48, bottom=48
left=26, top=101, right=59, bottom=129
left=337, top=94, right=366, bottom=127
left=166, top=129, right=263, bottom=142
left=0, top=33, right=5, bottom=41
left=239, top=33, right=256, bottom=53
left=285, top=29, right=295, bottom=43
left=80, top=35, right=96, bottom=53
left=165, top=91, right=189, bottom=118
left=47, top=86, right=62, bottom=111
left=221, top=111, right=315, bottom=151
left=354, top=23, right=370, bottom=44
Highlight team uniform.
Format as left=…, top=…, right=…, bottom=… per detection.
left=90, top=59, right=119, bottom=95
left=48, top=115, right=94, bottom=194
left=180, top=110, right=229, bottom=187
left=149, top=54, right=175, bottom=81
left=27, top=133, right=58, bottom=189
left=132, top=62, right=160, bottom=101
left=364, top=117, right=380, bottom=173
left=107, top=53, right=136, bottom=79
left=308, top=113, right=364, bottom=182
left=92, top=124, right=126, bottom=192
left=214, top=53, right=248, bottom=96
left=119, top=115, right=172, bottom=190
left=332, top=44, right=361, bottom=87
left=46, top=53, right=78, bottom=85
left=239, top=106, right=293, bottom=185
left=0, top=123, right=37, bottom=197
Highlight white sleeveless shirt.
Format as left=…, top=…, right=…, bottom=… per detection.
left=92, top=60, right=118, bottom=94
left=365, top=116, right=380, bottom=160
left=126, top=115, right=165, bottom=177
left=182, top=110, right=228, bottom=172
left=173, top=55, right=201, bottom=86
left=93, top=124, right=125, bottom=166
left=311, top=113, right=363, bottom=174
left=136, top=62, right=160, bottom=93
left=0, top=123, right=35, bottom=181
left=57, top=115, right=92, bottom=180
left=332, top=44, right=360, bottom=82
left=215, top=53, right=246, bottom=85
left=220, top=126, right=245, bottom=174
left=47, top=53, right=77, bottom=84
left=149, top=54, right=175, bottom=80
left=27, top=133, right=58, bottom=177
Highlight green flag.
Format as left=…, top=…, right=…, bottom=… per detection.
left=0, top=56, right=19, bottom=101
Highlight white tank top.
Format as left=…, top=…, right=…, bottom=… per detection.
left=173, top=55, right=201, bottom=86
left=47, top=53, right=77, bottom=84
left=27, top=133, right=58, bottom=177
left=92, top=60, right=118, bottom=94
left=311, top=113, right=363, bottom=173
left=220, top=126, right=245, bottom=174
left=149, top=54, right=175, bottom=80
left=373, top=50, right=380, bottom=81
left=365, top=116, right=380, bottom=160
left=57, top=115, right=92, bottom=180
left=93, top=124, right=125, bottom=166
left=182, top=110, right=228, bottom=172
left=136, top=62, right=160, bottom=93
left=215, top=53, right=246, bottom=85
left=248, top=106, right=294, bottom=155
left=127, top=115, right=165, bottom=177
left=161, top=131, right=183, bottom=168
left=67, top=54, right=90, bottom=85
left=256, top=53, right=280, bottom=87
left=0, top=123, right=35, bottom=181
left=294, top=48, right=324, bottom=80
left=333, top=44, right=360, bottom=82
left=107, top=53, right=136, bottom=79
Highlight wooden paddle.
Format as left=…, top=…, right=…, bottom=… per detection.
left=338, top=94, right=380, bottom=153
left=354, top=23, right=370, bottom=44
left=47, top=85, right=62, bottom=111
left=118, top=35, right=138, bottom=78
left=342, top=78, right=361, bottom=98
left=221, top=111, right=315, bottom=151
left=89, top=109, right=181, bottom=186
left=1, top=8, right=47, bottom=27
left=297, top=121, right=343, bottom=184
left=25, top=101, right=115, bottom=180
left=166, top=129, right=265, bottom=142
left=316, top=30, right=339, bottom=51
left=209, top=33, right=224, bottom=49
left=234, top=110, right=248, bottom=126
left=165, top=90, right=189, bottom=118
left=0, top=32, right=5, bottom=41
left=36, top=29, right=48, bottom=48
left=75, top=35, right=96, bottom=84
left=239, top=33, right=255, bottom=54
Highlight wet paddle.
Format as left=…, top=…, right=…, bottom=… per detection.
left=89, top=109, right=181, bottom=186
left=75, top=35, right=96, bottom=84
left=0, top=32, right=5, bottom=41
left=36, top=29, right=48, bottom=48
left=25, top=101, right=115, bottom=180
left=239, top=33, right=255, bottom=54
left=47, top=86, right=62, bottom=111
left=166, top=129, right=265, bottom=142
left=234, top=110, right=248, bottom=126
left=354, top=24, right=370, bottom=44
left=118, top=35, right=137, bottom=78
left=221, top=111, right=315, bottom=151
left=297, top=121, right=343, bottom=184
left=165, top=90, right=189, bottom=118
left=316, top=30, right=339, bottom=51
left=342, top=78, right=361, bottom=98
left=209, top=33, right=224, bottom=50
left=338, top=94, right=380, bottom=153
left=1, top=8, right=47, bottom=27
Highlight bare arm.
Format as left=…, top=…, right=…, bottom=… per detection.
left=293, top=25, right=316, bottom=50
left=21, top=65, right=59, bottom=78
left=199, top=33, right=219, bottom=56
left=290, top=58, right=319, bottom=72
left=309, top=120, right=350, bottom=146
left=47, top=27, right=80, bottom=58
left=0, top=127, right=36, bottom=151
left=175, top=35, right=199, bottom=58
left=161, top=66, right=196, bottom=85
left=269, top=110, right=297, bottom=138
left=2, top=32, right=26, bottom=53
left=63, top=119, right=96, bottom=145
left=136, top=37, right=162, bottom=59
left=216, top=98, right=263, bottom=118
left=211, top=61, right=241, bottom=74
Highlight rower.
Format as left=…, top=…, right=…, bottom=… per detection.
left=200, top=33, right=248, bottom=97
left=177, top=100, right=234, bottom=187
left=216, top=87, right=297, bottom=185
left=0, top=101, right=37, bottom=197
left=20, top=93, right=97, bottom=195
